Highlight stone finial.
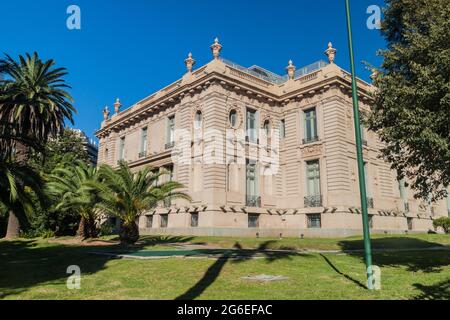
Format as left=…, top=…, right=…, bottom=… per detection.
left=184, top=52, right=196, bottom=73
left=114, top=98, right=122, bottom=114
left=286, top=59, right=296, bottom=80
left=103, top=105, right=110, bottom=120
left=324, top=42, right=337, bottom=64
left=210, top=37, right=223, bottom=60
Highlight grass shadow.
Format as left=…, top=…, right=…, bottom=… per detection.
left=175, top=241, right=307, bottom=300
left=319, top=254, right=366, bottom=289
left=412, top=279, right=450, bottom=300
left=0, top=239, right=114, bottom=299
left=338, top=237, right=450, bottom=273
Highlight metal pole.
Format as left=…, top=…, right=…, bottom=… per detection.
left=344, top=0, right=374, bottom=290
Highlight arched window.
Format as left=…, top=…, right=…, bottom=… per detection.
left=263, top=120, right=271, bottom=136
left=194, top=110, right=202, bottom=129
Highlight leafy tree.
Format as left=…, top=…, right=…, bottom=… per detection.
left=30, top=128, right=89, bottom=174
left=433, top=217, right=450, bottom=234
left=0, top=52, right=75, bottom=237
left=97, top=162, right=191, bottom=245
left=47, top=160, right=101, bottom=239
left=367, top=0, right=450, bottom=201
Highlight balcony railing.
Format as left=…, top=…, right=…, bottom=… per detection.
left=302, top=136, right=319, bottom=144
left=246, top=195, right=261, bottom=207
left=367, top=197, right=374, bottom=209
left=138, top=151, right=147, bottom=158
left=304, top=195, right=322, bottom=208
left=165, top=141, right=175, bottom=150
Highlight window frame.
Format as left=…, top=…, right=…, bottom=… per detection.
left=248, top=214, right=260, bottom=228
left=307, top=214, right=321, bottom=228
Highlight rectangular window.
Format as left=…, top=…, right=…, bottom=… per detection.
left=246, top=159, right=260, bottom=207
left=307, top=214, right=321, bottom=228
left=407, top=217, right=413, bottom=231
left=164, top=165, right=173, bottom=182
left=303, top=108, right=318, bottom=143
left=140, top=127, right=148, bottom=157
left=279, top=119, right=286, bottom=139
left=248, top=214, right=259, bottom=228
left=305, top=160, right=321, bottom=207
left=246, top=108, right=258, bottom=143
left=119, top=136, right=125, bottom=161
left=160, top=214, right=168, bottom=228
left=166, top=115, right=175, bottom=148
left=368, top=215, right=374, bottom=229
left=146, top=215, right=153, bottom=228
left=190, top=213, right=199, bottom=227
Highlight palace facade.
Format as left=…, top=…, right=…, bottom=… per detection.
left=95, top=39, right=449, bottom=237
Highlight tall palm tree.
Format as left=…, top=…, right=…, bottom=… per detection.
left=0, top=52, right=75, bottom=237
left=47, top=160, right=101, bottom=239
left=0, top=154, right=44, bottom=238
left=97, top=162, right=191, bottom=245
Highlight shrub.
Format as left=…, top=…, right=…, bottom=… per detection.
left=21, top=229, right=55, bottom=239
left=433, top=217, right=450, bottom=234
left=98, top=222, right=116, bottom=237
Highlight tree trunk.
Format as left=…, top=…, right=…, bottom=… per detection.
left=87, top=215, right=98, bottom=238
left=14, top=141, right=30, bottom=165
left=119, top=221, right=139, bottom=245
left=4, top=141, right=30, bottom=239
left=5, top=209, right=20, bottom=239
left=76, top=216, right=87, bottom=239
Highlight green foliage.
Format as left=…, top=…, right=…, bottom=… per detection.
left=0, top=154, right=45, bottom=229
left=46, top=159, right=101, bottom=238
left=0, top=51, right=76, bottom=238
left=98, top=222, right=116, bottom=237
left=97, top=161, right=191, bottom=244
left=21, top=229, right=55, bottom=239
left=29, top=128, right=89, bottom=174
left=0, top=52, right=75, bottom=144
left=433, top=217, right=450, bottom=234
left=367, top=0, right=450, bottom=201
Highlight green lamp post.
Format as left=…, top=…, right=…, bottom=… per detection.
left=344, top=0, right=375, bottom=290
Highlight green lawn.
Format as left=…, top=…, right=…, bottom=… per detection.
left=0, top=234, right=449, bottom=300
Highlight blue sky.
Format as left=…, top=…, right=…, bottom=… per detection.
left=0, top=0, right=386, bottom=140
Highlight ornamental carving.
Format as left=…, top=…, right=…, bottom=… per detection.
left=301, top=143, right=323, bottom=157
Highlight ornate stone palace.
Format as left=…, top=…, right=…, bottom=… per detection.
left=96, top=39, right=449, bottom=237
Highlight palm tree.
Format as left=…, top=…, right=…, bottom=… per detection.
left=0, top=52, right=75, bottom=237
left=0, top=154, right=44, bottom=238
left=97, top=162, right=191, bottom=245
left=47, top=160, right=101, bottom=239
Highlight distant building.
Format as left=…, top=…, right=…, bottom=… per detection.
left=72, top=129, right=98, bottom=165
left=96, top=39, right=449, bottom=237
